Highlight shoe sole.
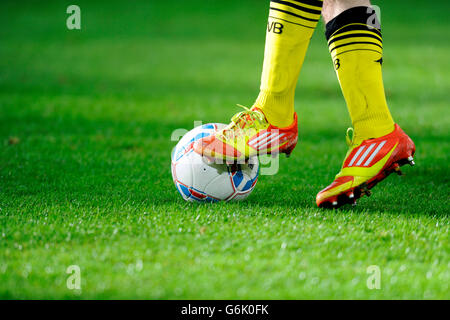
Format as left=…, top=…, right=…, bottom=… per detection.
left=318, top=155, right=415, bottom=209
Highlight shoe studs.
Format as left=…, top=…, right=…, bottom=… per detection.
left=360, top=185, right=372, bottom=197
left=359, top=184, right=371, bottom=197
left=393, top=163, right=403, bottom=176
left=407, top=156, right=415, bottom=166
left=332, top=201, right=338, bottom=207
left=349, top=192, right=357, bottom=207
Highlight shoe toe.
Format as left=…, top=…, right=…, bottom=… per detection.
left=194, top=135, right=242, bottom=159
left=316, top=176, right=354, bottom=207
left=193, top=136, right=215, bottom=155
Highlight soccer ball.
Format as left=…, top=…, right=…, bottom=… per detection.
left=171, top=123, right=259, bottom=202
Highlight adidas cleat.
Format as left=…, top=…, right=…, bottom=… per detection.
left=194, top=105, right=298, bottom=163
left=316, top=124, right=416, bottom=209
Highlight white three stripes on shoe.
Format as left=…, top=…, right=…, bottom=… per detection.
left=264, top=133, right=285, bottom=149
left=363, top=140, right=386, bottom=166
left=251, top=132, right=270, bottom=146
left=356, top=143, right=376, bottom=166
left=347, top=140, right=387, bottom=167
left=249, top=132, right=285, bottom=149
left=248, top=132, right=269, bottom=148
left=253, top=132, right=274, bottom=148
left=348, top=145, right=366, bottom=166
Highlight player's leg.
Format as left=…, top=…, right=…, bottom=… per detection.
left=316, top=0, right=416, bottom=208
left=323, top=0, right=394, bottom=142
left=255, top=0, right=323, bottom=128
left=195, top=0, right=324, bottom=162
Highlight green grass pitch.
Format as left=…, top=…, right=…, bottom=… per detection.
left=0, top=0, right=449, bottom=299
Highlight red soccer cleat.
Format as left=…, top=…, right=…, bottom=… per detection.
left=316, top=124, right=416, bottom=208
left=194, top=105, right=298, bottom=162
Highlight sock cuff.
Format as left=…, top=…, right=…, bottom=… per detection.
left=269, top=0, right=323, bottom=29
left=325, top=6, right=383, bottom=59
left=325, top=6, right=380, bottom=40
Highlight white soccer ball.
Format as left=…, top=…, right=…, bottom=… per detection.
left=171, top=123, right=259, bottom=202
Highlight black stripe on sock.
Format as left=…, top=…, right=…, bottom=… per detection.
left=332, top=24, right=381, bottom=39
left=292, top=0, right=323, bottom=8
left=328, top=32, right=382, bottom=47
left=270, top=7, right=320, bottom=22
left=329, top=41, right=383, bottom=55
left=335, top=48, right=382, bottom=57
left=325, top=6, right=381, bottom=40
left=269, top=16, right=316, bottom=29
left=271, top=0, right=322, bottom=15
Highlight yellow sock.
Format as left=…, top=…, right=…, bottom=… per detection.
left=254, top=0, right=323, bottom=128
left=326, top=6, right=394, bottom=143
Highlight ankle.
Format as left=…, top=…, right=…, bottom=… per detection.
left=353, top=122, right=395, bottom=144
left=254, top=91, right=295, bottom=128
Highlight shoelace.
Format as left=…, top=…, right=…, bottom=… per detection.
left=220, top=105, right=267, bottom=140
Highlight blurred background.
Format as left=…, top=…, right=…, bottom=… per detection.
left=0, top=0, right=449, bottom=299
